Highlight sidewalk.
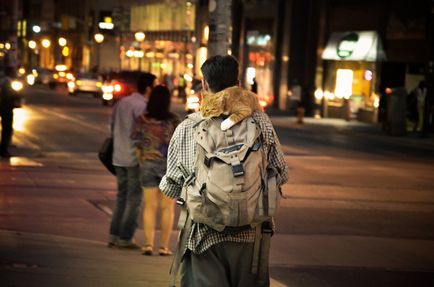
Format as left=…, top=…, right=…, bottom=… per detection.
left=0, top=153, right=286, bottom=287
left=267, top=114, right=434, bottom=157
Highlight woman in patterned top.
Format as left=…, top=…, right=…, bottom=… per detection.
left=132, top=85, right=179, bottom=256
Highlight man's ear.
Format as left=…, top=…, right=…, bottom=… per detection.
left=202, top=79, right=209, bottom=92
left=145, top=86, right=152, bottom=97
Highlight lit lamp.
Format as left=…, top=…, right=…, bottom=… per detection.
left=32, top=25, right=41, bottom=33
left=28, top=40, right=36, bottom=49
left=94, top=33, right=104, bottom=44
left=41, top=39, right=51, bottom=48
left=58, top=37, right=67, bottom=47
left=134, top=31, right=145, bottom=71
left=94, top=33, right=104, bottom=72
left=134, top=31, right=145, bottom=42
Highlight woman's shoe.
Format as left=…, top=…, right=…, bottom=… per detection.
left=141, top=245, right=153, bottom=256
left=158, top=247, right=173, bottom=256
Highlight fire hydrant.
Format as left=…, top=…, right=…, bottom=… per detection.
left=296, top=107, right=305, bottom=124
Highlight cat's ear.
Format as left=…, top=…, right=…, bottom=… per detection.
left=201, top=90, right=211, bottom=99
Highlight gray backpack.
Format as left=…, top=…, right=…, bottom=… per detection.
left=178, top=113, right=281, bottom=232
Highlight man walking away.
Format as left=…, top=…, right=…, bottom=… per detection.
left=160, top=55, right=289, bottom=287
left=0, top=66, right=21, bottom=158
left=108, top=72, right=156, bottom=249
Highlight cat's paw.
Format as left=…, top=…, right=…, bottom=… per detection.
left=221, top=118, right=235, bottom=130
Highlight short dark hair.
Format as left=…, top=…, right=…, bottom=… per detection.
left=201, top=55, right=239, bottom=92
left=137, top=72, right=156, bottom=94
left=146, top=85, right=173, bottom=120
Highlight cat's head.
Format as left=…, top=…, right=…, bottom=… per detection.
left=200, top=93, right=224, bottom=118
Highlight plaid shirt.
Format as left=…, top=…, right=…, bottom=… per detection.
left=159, top=111, right=289, bottom=254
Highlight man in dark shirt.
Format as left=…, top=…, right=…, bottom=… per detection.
left=0, top=66, right=21, bottom=158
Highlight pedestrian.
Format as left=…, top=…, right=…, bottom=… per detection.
left=415, top=80, right=427, bottom=132
left=108, top=72, right=157, bottom=249
left=0, top=66, right=22, bottom=158
left=131, top=85, right=179, bottom=256
left=159, top=55, right=289, bottom=287
left=251, top=77, right=258, bottom=93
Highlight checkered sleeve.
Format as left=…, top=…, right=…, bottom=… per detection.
left=159, top=123, right=184, bottom=199
left=253, top=111, right=289, bottom=186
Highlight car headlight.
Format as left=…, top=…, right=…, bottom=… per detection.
left=103, top=93, right=113, bottom=101
left=11, top=80, right=24, bottom=91
left=67, top=81, right=75, bottom=89
left=102, top=85, right=114, bottom=93
left=26, top=74, right=35, bottom=86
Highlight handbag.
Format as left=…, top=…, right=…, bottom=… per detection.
left=98, top=137, right=116, bottom=175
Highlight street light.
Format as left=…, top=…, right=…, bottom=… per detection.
left=41, top=39, right=51, bottom=48
left=134, top=31, right=145, bottom=71
left=28, top=40, right=36, bottom=49
left=94, top=33, right=104, bottom=44
left=94, top=33, right=104, bottom=72
left=58, top=37, right=67, bottom=47
left=32, top=25, right=41, bottom=33
left=134, top=31, right=145, bottom=42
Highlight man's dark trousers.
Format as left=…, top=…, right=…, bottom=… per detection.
left=0, top=110, right=13, bottom=154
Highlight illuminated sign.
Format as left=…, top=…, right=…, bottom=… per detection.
left=337, top=33, right=358, bottom=59
left=322, top=31, right=386, bottom=62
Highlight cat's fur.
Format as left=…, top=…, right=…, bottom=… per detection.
left=200, top=86, right=262, bottom=130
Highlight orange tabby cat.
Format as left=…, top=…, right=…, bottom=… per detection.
left=200, top=86, right=262, bottom=130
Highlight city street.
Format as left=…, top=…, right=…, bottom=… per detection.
left=1, top=85, right=434, bottom=286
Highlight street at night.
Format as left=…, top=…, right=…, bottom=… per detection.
left=1, top=0, right=434, bottom=286
left=0, top=85, right=433, bottom=286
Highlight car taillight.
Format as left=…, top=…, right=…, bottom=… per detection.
left=114, top=84, right=122, bottom=92
left=259, top=100, right=268, bottom=108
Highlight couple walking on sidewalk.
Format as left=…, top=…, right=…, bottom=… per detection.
left=107, top=73, right=177, bottom=257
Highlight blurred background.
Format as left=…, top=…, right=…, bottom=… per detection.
left=1, top=1, right=434, bottom=286
left=0, top=0, right=432, bottom=132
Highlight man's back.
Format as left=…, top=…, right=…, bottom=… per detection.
left=112, top=92, right=146, bottom=167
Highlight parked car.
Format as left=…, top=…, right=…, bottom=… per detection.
left=68, top=72, right=103, bottom=97
left=101, top=71, right=145, bottom=106
left=49, top=65, right=74, bottom=89
left=34, top=68, right=54, bottom=85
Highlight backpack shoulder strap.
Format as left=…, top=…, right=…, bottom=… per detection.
left=186, top=112, right=204, bottom=128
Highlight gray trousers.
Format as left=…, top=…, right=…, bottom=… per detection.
left=180, top=242, right=269, bottom=287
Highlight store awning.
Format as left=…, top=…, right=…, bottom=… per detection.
left=322, top=31, right=386, bottom=62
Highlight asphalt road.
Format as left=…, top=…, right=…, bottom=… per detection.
left=2, top=85, right=434, bottom=286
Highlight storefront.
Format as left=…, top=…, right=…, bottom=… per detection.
left=244, top=30, right=274, bottom=108
left=122, top=2, right=196, bottom=89
left=320, top=31, right=386, bottom=122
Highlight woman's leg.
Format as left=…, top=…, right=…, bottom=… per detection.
left=159, top=192, right=175, bottom=249
left=143, top=187, right=160, bottom=248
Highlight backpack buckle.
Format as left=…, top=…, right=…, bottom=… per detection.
left=232, top=164, right=244, bottom=177
left=261, top=221, right=274, bottom=235
left=176, top=198, right=185, bottom=206
left=251, top=139, right=262, bottom=151
left=204, top=156, right=212, bottom=167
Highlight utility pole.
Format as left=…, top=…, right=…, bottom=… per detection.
left=207, top=0, right=232, bottom=57
left=5, top=0, right=19, bottom=68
